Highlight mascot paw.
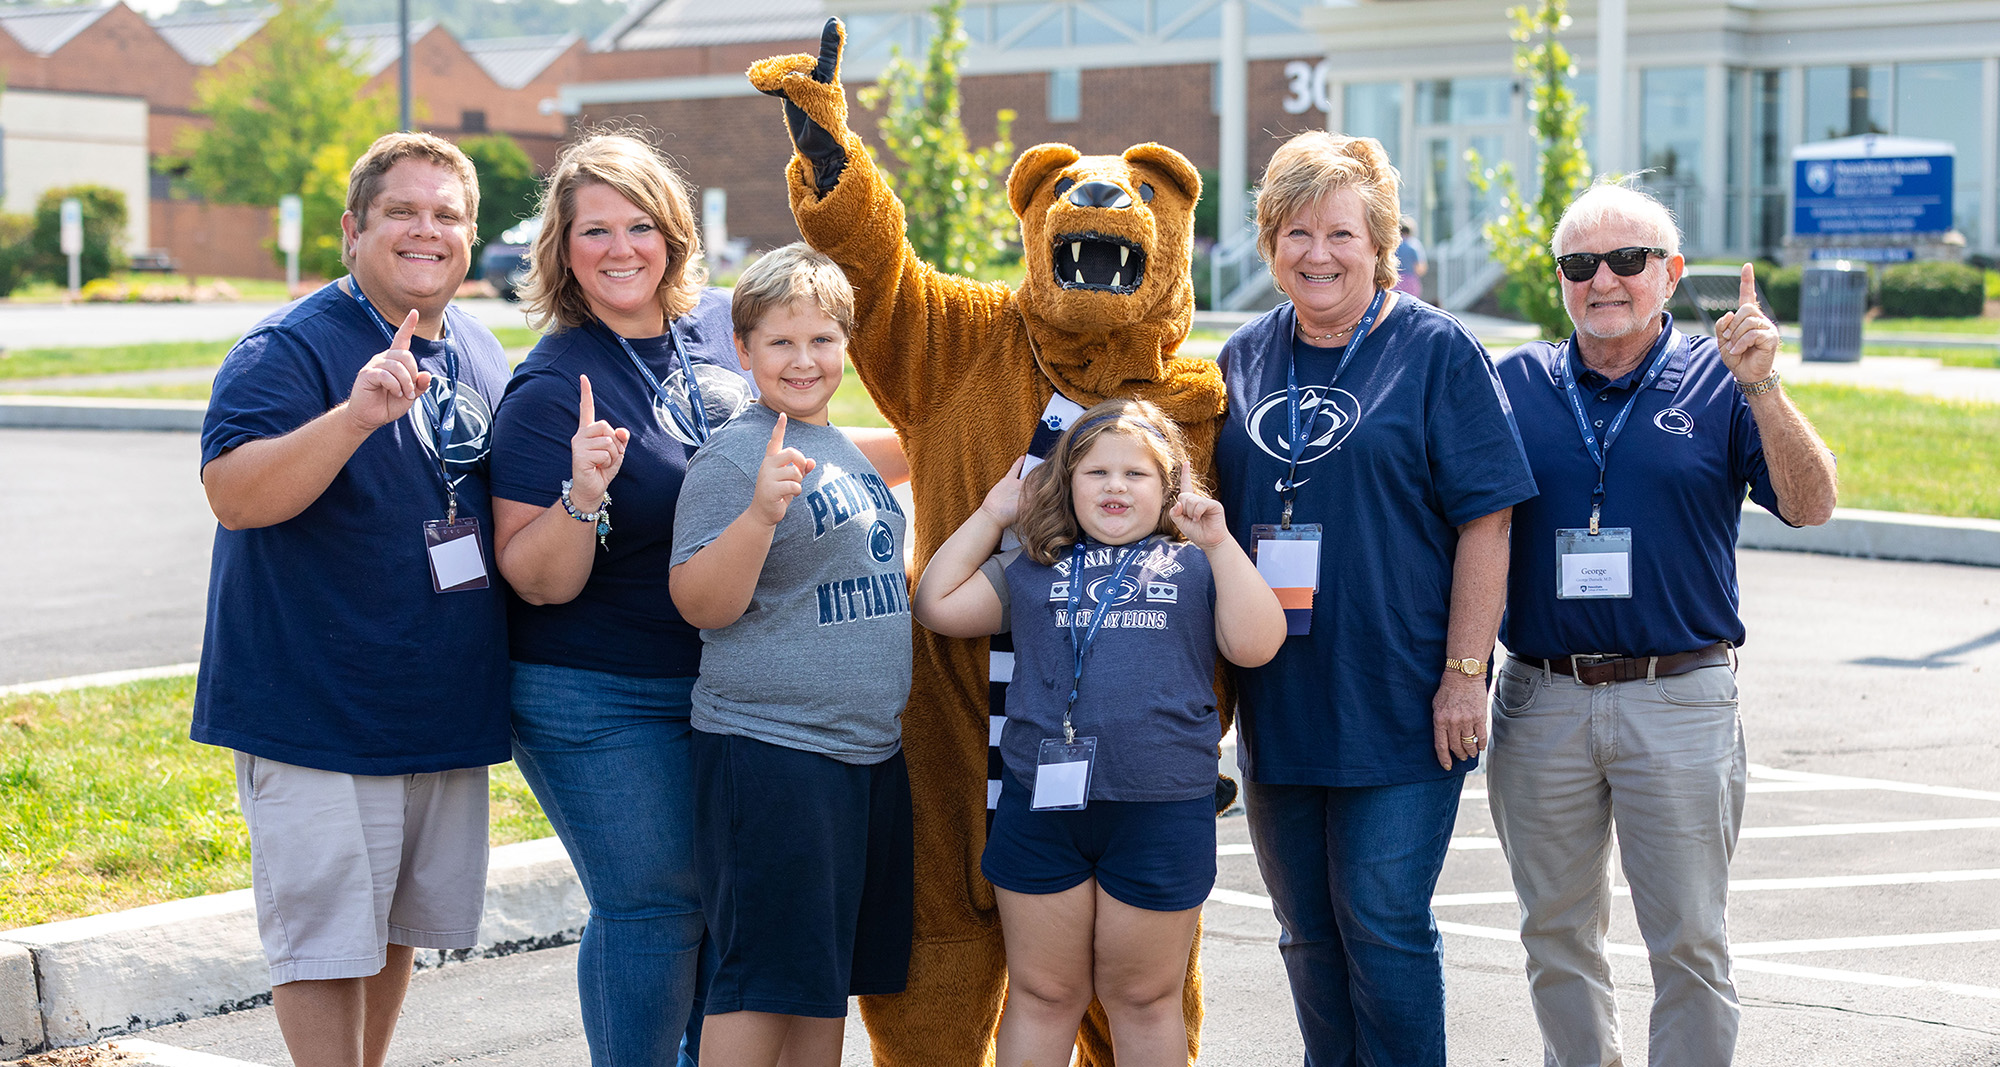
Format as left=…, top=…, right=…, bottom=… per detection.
left=1215, top=773, right=1239, bottom=815
left=748, top=18, right=851, bottom=193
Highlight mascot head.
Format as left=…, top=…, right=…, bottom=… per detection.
left=1008, top=143, right=1202, bottom=336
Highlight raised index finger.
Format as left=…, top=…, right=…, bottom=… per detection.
left=767, top=412, right=789, bottom=456
left=1179, top=461, right=1192, bottom=497
left=1739, top=263, right=1757, bottom=308
left=391, top=308, right=418, bottom=351
left=578, top=374, right=595, bottom=431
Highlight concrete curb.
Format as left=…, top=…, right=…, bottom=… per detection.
left=1740, top=505, right=2000, bottom=568
left=0, top=838, right=586, bottom=1054
left=0, top=395, right=205, bottom=432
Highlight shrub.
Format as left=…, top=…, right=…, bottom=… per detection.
left=1762, top=264, right=1803, bottom=322
left=0, top=212, right=32, bottom=297
left=459, top=133, right=539, bottom=249
left=1878, top=260, right=1985, bottom=318
left=32, top=185, right=129, bottom=287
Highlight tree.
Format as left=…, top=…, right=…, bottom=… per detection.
left=178, top=0, right=393, bottom=276
left=1469, top=0, right=1593, bottom=339
left=32, top=185, right=128, bottom=286
left=857, top=0, right=1017, bottom=278
left=459, top=134, right=540, bottom=247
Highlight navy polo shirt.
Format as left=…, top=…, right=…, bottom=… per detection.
left=488, top=288, right=752, bottom=679
left=1494, top=315, right=1793, bottom=660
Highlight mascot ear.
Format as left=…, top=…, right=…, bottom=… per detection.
left=1123, top=144, right=1202, bottom=203
left=1008, top=143, right=1083, bottom=219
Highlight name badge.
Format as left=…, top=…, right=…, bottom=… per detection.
left=1033, top=735, right=1097, bottom=810
left=1252, top=524, right=1321, bottom=635
left=424, top=518, right=490, bottom=593
left=1555, top=527, right=1633, bottom=599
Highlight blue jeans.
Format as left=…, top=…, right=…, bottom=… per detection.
left=511, top=662, right=705, bottom=1067
left=1244, top=776, right=1464, bottom=1067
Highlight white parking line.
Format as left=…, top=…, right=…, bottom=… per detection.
left=1730, top=929, right=2000, bottom=955
left=112, top=1039, right=276, bottom=1067
left=1436, top=816, right=2000, bottom=850
left=1746, top=763, right=2000, bottom=804
left=1216, top=868, right=2000, bottom=912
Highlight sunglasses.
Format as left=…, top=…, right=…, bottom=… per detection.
left=1555, top=246, right=1668, bottom=283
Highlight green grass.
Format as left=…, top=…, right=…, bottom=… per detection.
left=1859, top=345, right=2000, bottom=369
left=828, top=362, right=890, bottom=429
left=0, top=339, right=232, bottom=380
left=4, top=275, right=296, bottom=304
left=1789, top=383, right=2000, bottom=519
left=0, top=676, right=551, bottom=930
left=1869, top=316, right=2000, bottom=336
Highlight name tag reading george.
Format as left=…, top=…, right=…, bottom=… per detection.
left=1252, top=524, right=1322, bottom=635
left=424, top=518, right=490, bottom=593
left=1555, top=527, right=1633, bottom=599
left=1033, top=736, right=1096, bottom=810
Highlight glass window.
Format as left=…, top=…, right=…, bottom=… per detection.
left=841, top=14, right=903, bottom=61
left=1896, top=60, right=1982, bottom=236
left=994, top=2, right=1060, bottom=48
left=1804, top=64, right=1890, bottom=141
left=1726, top=71, right=1743, bottom=248
left=1416, top=77, right=1511, bottom=126
left=1751, top=69, right=1789, bottom=254
left=1167, top=5, right=1220, bottom=40
left=1077, top=0, right=1145, bottom=42
left=1569, top=70, right=1598, bottom=174
left=1641, top=67, right=1704, bottom=241
left=1343, top=81, right=1404, bottom=172
left=1049, top=67, right=1081, bottom=123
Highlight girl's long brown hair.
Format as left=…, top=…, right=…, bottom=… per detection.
left=1014, top=398, right=1202, bottom=566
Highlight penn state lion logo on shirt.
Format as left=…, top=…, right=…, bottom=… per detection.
left=1244, top=385, right=1363, bottom=489
left=1653, top=408, right=1695, bottom=436
left=655, top=363, right=755, bottom=446
left=410, top=377, right=492, bottom=474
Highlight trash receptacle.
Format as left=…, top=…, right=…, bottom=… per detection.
left=1801, top=261, right=1867, bottom=363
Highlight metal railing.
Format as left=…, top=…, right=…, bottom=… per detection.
left=1209, top=225, right=1274, bottom=312
left=1433, top=211, right=1505, bottom=311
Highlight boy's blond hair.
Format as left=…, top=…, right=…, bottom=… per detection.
left=731, top=243, right=857, bottom=340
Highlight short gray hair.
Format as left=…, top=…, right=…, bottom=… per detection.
left=1551, top=179, right=1681, bottom=259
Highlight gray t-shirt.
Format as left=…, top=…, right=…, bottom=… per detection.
left=982, top=537, right=1219, bottom=802
left=670, top=403, right=911, bottom=764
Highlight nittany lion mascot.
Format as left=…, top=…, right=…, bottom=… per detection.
left=750, top=20, right=1227, bottom=1067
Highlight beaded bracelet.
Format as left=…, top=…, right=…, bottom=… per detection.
left=560, top=479, right=613, bottom=550
left=1736, top=372, right=1781, bottom=397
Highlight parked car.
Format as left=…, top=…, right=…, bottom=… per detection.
left=480, top=218, right=541, bottom=301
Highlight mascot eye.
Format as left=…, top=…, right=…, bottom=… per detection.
left=1139, top=183, right=1155, bottom=203
left=1054, top=177, right=1076, bottom=198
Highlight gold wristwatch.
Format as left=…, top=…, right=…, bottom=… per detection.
left=1444, top=658, right=1487, bottom=677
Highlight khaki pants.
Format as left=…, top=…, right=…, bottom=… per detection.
left=1486, top=659, right=1748, bottom=1067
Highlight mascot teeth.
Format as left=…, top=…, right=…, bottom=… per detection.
left=1054, top=232, right=1146, bottom=294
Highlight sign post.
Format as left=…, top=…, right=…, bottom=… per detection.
left=278, top=195, right=303, bottom=292
left=59, top=197, right=82, bottom=299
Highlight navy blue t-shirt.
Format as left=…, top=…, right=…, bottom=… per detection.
left=193, top=281, right=511, bottom=775
left=1215, top=298, right=1538, bottom=788
left=1494, top=318, right=1791, bottom=659
left=488, top=288, right=750, bottom=678
left=992, top=538, right=1219, bottom=803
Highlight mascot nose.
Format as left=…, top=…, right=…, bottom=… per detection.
left=1067, top=181, right=1133, bottom=210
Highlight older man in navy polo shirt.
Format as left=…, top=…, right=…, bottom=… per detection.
left=1488, top=181, right=1838, bottom=1067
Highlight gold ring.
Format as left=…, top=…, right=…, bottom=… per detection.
left=1460, top=735, right=1479, bottom=744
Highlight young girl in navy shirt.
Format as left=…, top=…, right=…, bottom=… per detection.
left=913, top=397, right=1285, bottom=1067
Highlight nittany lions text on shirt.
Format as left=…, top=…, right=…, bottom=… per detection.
left=671, top=404, right=912, bottom=765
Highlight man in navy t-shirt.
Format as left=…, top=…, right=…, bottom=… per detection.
left=1489, top=183, right=1837, bottom=1067
left=194, top=132, right=511, bottom=1066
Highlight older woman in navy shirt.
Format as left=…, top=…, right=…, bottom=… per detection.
left=1212, top=131, right=1536, bottom=1066
left=486, top=132, right=901, bottom=1067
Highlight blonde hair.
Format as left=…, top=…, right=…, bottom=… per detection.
left=343, top=132, right=480, bottom=270
left=730, top=243, right=857, bottom=341
left=1254, top=131, right=1402, bottom=292
left=521, top=131, right=706, bottom=333
left=1014, top=398, right=1198, bottom=566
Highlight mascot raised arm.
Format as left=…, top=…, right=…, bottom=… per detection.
left=750, top=20, right=1227, bottom=1066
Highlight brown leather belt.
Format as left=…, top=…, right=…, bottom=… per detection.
left=1512, top=642, right=1732, bottom=686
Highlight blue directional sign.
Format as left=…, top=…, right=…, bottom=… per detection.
left=1793, top=135, right=1955, bottom=236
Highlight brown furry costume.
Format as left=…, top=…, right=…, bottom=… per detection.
left=750, top=22, right=1226, bottom=1067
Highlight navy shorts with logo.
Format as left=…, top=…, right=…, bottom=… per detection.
left=692, top=730, right=912, bottom=1018
left=981, top=772, right=1216, bottom=912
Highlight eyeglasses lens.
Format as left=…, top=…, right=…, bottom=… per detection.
left=1557, top=247, right=1658, bottom=282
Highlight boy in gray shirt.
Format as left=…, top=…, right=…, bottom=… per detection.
left=669, top=243, right=912, bottom=1067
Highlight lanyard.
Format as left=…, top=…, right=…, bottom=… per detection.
left=611, top=324, right=711, bottom=444
left=348, top=281, right=462, bottom=520
left=1061, top=537, right=1151, bottom=744
left=1554, top=325, right=1673, bottom=534
left=1279, top=287, right=1387, bottom=527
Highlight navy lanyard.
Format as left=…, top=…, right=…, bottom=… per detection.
left=1554, top=325, right=1673, bottom=534
left=611, top=324, right=711, bottom=444
left=348, top=281, right=462, bottom=520
left=1061, top=537, right=1152, bottom=744
left=1279, top=287, right=1387, bottom=526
